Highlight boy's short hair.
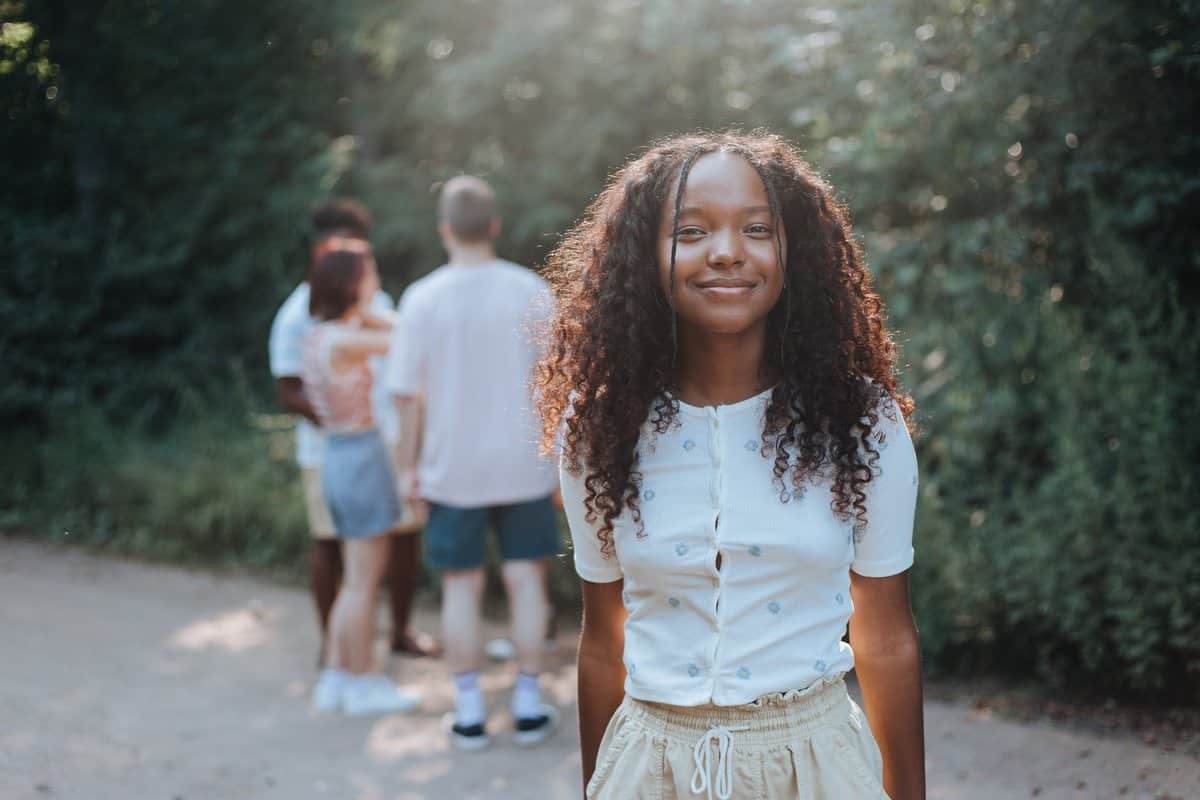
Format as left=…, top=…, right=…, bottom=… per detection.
left=438, top=176, right=498, bottom=243
left=310, top=198, right=373, bottom=240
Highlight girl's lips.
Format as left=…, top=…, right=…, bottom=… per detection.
left=695, top=281, right=757, bottom=298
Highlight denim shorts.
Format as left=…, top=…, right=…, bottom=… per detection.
left=424, top=495, right=561, bottom=570
left=321, top=428, right=402, bottom=539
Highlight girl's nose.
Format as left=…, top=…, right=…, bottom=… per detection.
left=707, top=229, right=744, bottom=269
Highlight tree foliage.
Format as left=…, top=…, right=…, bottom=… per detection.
left=3, top=0, right=1197, bottom=697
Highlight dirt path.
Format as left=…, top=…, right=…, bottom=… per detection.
left=1, top=540, right=1196, bottom=800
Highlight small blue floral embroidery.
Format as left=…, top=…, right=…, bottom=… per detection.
left=744, top=439, right=758, bottom=452
left=767, top=600, right=781, bottom=615
left=683, top=439, right=697, bottom=451
left=835, top=593, right=845, bottom=606
left=852, top=523, right=867, bottom=543
left=687, top=663, right=700, bottom=677
left=814, top=660, right=828, bottom=673
left=748, top=545, right=763, bottom=558
left=627, top=661, right=637, bottom=676
left=668, top=597, right=681, bottom=608
left=675, top=543, right=689, bottom=557
left=622, top=591, right=631, bottom=607
left=736, top=666, right=751, bottom=680
left=643, top=488, right=656, bottom=501
left=791, top=486, right=807, bottom=501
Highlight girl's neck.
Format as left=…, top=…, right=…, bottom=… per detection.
left=673, top=325, right=773, bottom=408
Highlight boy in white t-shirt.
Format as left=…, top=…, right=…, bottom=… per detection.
left=268, top=199, right=433, bottom=666
left=389, top=177, right=560, bottom=750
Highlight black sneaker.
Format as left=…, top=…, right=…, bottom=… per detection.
left=443, top=712, right=491, bottom=752
left=513, top=703, right=560, bottom=747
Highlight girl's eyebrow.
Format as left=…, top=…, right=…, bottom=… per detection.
left=677, top=204, right=773, bottom=216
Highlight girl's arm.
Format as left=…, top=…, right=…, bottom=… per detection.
left=848, top=570, right=925, bottom=800
left=392, top=394, right=423, bottom=502
left=273, top=376, right=320, bottom=426
left=578, top=577, right=627, bottom=795
left=360, top=306, right=398, bottom=331
left=329, top=327, right=392, bottom=361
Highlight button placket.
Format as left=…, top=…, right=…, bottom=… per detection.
left=706, top=407, right=724, bottom=692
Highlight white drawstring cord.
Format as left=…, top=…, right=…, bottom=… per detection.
left=689, top=724, right=750, bottom=800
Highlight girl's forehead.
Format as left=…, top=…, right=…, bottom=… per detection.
left=668, top=151, right=770, bottom=212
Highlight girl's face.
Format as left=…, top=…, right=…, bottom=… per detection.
left=356, top=255, right=380, bottom=311
left=656, top=151, right=786, bottom=338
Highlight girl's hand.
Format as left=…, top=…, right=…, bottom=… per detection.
left=398, top=472, right=427, bottom=522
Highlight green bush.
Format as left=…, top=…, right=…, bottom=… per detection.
left=4, top=405, right=308, bottom=572
left=4, top=0, right=1197, bottom=699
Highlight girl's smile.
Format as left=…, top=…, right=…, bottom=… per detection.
left=693, top=275, right=760, bottom=300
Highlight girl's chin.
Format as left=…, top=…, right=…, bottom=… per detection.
left=679, top=312, right=771, bottom=338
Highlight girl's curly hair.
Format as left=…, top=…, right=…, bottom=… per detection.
left=536, top=131, right=913, bottom=554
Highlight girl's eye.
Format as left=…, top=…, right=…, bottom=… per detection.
left=747, top=223, right=772, bottom=235
left=674, top=227, right=705, bottom=237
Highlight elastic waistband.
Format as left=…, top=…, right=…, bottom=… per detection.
left=623, top=674, right=850, bottom=748
left=325, top=426, right=380, bottom=443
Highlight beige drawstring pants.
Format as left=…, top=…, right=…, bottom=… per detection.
left=587, top=675, right=889, bottom=800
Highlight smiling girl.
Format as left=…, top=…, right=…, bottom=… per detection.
left=538, top=132, right=924, bottom=799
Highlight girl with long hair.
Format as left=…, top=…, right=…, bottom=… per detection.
left=538, top=132, right=924, bottom=798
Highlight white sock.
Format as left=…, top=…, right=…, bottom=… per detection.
left=512, top=671, right=543, bottom=720
left=454, top=670, right=487, bottom=727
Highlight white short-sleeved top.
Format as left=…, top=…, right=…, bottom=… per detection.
left=561, top=387, right=918, bottom=707
left=385, top=260, right=558, bottom=507
left=268, top=282, right=396, bottom=467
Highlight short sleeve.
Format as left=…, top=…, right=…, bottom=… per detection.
left=385, top=288, right=424, bottom=396
left=371, top=289, right=395, bottom=311
left=559, top=458, right=624, bottom=583
left=268, top=291, right=306, bottom=378
left=850, top=396, right=918, bottom=578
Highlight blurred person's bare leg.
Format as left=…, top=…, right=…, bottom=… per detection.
left=443, top=567, right=485, bottom=674
left=303, top=467, right=342, bottom=665
left=310, top=539, right=342, bottom=664
left=387, top=531, right=438, bottom=655
left=443, top=567, right=489, bottom=739
left=316, top=534, right=420, bottom=715
left=329, top=535, right=389, bottom=674
left=504, top=556, right=558, bottom=743
left=503, top=558, right=548, bottom=677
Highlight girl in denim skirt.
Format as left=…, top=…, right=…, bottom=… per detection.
left=303, top=239, right=421, bottom=717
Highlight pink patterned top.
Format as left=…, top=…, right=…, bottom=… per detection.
left=302, top=322, right=375, bottom=434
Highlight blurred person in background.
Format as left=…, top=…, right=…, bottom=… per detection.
left=540, top=132, right=924, bottom=799
left=268, top=199, right=435, bottom=668
left=388, top=176, right=560, bottom=751
left=302, top=239, right=422, bottom=715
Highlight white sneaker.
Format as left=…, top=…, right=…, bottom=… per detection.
left=311, top=670, right=348, bottom=713
left=341, top=675, right=421, bottom=717
left=513, top=702, right=560, bottom=747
